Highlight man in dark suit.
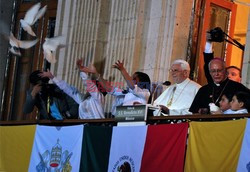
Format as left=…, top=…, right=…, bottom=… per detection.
left=23, top=70, right=79, bottom=119
left=189, top=58, right=249, bottom=114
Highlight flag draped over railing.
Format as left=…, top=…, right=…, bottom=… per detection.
left=141, top=123, right=188, bottom=172
left=1, top=119, right=250, bottom=172
left=28, top=125, right=84, bottom=172
left=185, top=119, right=246, bottom=172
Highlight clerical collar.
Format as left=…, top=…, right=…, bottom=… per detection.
left=176, top=78, right=190, bottom=88
left=213, top=78, right=228, bottom=87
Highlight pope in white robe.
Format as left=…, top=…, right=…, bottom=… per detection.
left=153, top=59, right=201, bottom=115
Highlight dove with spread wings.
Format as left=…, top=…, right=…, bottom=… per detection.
left=43, top=36, right=65, bottom=63
left=20, top=2, right=47, bottom=37
left=0, top=21, right=38, bottom=56
left=9, top=32, right=38, bottom=56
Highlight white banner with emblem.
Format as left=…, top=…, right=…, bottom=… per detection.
left=28, top=125, right=84, bottom=172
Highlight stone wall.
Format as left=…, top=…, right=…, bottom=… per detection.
left=51, top=0, right=194, bottom=113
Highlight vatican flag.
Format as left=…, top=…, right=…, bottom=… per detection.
left=28, top=125, right=84, bottom=172
left=0, top=125, right=36, bottom=172
left=185, top=119, right=246, bottom=172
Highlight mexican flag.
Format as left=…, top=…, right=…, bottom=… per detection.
left=141, top=123, right=188, bottom=172
left=108, top=125, right=148, bottom=172
left=80, top=125, right=113, bottom=172
left=28, top=125, right=84, bottom=172
left=107, top=123, right=188, bottom=172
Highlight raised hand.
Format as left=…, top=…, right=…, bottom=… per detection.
left=76, top=59, right=83, bottom=67
left=112, top=59, right=134, bottom=89
left=77, top=59, right=98, bottom=74
left=39, top=70, right=54, bottom=79
left=76, top=59, right=90, bottom=72
left=112, top=60, right=125, bottom=71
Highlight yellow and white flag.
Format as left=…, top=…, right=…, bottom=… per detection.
left=185, top=119, right=246, bottom=172
left=28, top=125, right=84, bottom=172
left=0, top=125, right=36, bottom=172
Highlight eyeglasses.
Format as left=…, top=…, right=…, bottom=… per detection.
left=169, top=69, right=183, bottom=73
left=209, top=69, right=225, bottom=74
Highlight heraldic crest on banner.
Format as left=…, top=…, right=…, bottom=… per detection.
left=36, top=139, right=73, bottom=172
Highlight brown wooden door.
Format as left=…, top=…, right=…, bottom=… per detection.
left=191, top=0, right=237, bottom=85
left=1, top=0, right=57, bottom=121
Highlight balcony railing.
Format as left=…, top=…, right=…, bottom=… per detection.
left=1, top=113, right=250, bottom=126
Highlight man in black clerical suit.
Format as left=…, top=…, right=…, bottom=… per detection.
left=189, top=58, right=250, bottom=114
left=203, top=31, right=242, bottom=84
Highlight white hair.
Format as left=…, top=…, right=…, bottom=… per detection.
left=172, top=59, right=190, bottom=71
left=208, top=58, right=226, bottom=70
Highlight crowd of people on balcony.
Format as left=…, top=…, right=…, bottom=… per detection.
left=23, top=32, right=250, bottom=120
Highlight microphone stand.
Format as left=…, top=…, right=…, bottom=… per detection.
left=151, top=84, right=161, bottom=105
left=151, top=81, right=171, bottom=105
left=149, top=81, right=171, bottom=116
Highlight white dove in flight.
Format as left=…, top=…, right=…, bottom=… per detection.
left=9, top=32, right=38, bottom=56
left=43, top=36, right=65, bottom=63
left=20, top=2, right=47, bottom=37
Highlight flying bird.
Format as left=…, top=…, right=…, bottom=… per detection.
left=9, top=32, right=38, bottom=56
left=43, top=36, right=65, bottom=63
left=0, top=21, right=38, bottom=56
left=20, top=2, right=47, bottom=37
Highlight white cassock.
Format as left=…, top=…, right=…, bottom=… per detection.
left=153, top=78, right=201, bottom=115
left=52, top=72, right=105, bottom=119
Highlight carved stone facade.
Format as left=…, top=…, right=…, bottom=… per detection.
left=52, top=0, right=193, bottom=113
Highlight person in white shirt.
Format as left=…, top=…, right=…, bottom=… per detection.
left=209, top=92, right=233, bottom=114
left=82, top=60, right=151, bottom=116
left=227, top=91, right=250, bottom=114
left=40, top=59, right=106, bottom=119
left=153, top=59, right=201, bottom=115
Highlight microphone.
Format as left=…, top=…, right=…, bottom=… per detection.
left=151, top=81, right=171, bottom=105
left=162, top=81, right=171, bottom=86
